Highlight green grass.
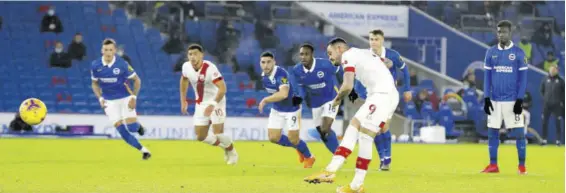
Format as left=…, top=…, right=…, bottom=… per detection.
left=0, top=139, right=563, bottom=193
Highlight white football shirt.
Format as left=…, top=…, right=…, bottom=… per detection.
left=181, top=60, right=224, bottom=104
left=341, top=47, right=396, bottom=96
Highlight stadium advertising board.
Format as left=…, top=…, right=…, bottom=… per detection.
left=299, top=2, right=409, bottom=38
left=0, top=113, right=343, bottom=141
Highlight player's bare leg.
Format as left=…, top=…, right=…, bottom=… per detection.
left=195, top=124, right=235, bottom=163
left=212, top=123, right=238, bottom=165
left=117, top=118, right=151, bottom=160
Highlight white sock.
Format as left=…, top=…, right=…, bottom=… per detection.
left=141, top=146, right=150, bottom=153
left=216, top=134, right=233, bottom=149
left=202, top=134, right=220, bottom=146
left=350, top=132, right=373, bottom=190
left=326, top=125, right=358, bottom=172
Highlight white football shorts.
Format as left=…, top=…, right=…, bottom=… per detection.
left=312, top=100, right=339, bottom=127
left=487, top=101, right=524, bottom=129
left=193, top=98, right=226, bottom=126
left=268, top=108, right=301, bottom=131
left=104, top=96, right=137, bottom=124
left=354, top=91, right=399, bottom=133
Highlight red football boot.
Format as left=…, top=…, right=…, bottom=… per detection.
left=518, top=165, right=527, bottom=174
left=481, top=164, right=499, bottom=173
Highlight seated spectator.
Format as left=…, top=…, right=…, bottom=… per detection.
left=216, top=20, right=241, bottom=63
left=67, top=33, right=86, bottom=61
left=532, top=22, right=553, bottom=48
left=459, top=70, right=480, bottom=95
left=255, top=20, right=278, bottom=49
left=539, top=51, right=559, bottom=71
left=117, top=45, right=132, bottom=65
left=442, top=91, right=467, bottom=117
left=413, top=89, right=429, bottom=112
left=40, top=7, right=63, bottom=33
left=162, top=33, right=184, bottom=54
left=49, top=42, right=71, bottom=68
left=409, top=69, right=419, bottom=86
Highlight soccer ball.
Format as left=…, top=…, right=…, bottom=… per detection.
left=19, top=98, right=48, bottom=125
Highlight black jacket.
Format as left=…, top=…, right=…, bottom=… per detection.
left=540, top=75, right=565, bottom=106
left=50, top=52, right=72, bottom=68
left=68, top=42, right=86, bottom=61
left=41, top=15, right=63, bottom=33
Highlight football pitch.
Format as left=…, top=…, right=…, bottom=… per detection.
left=0, top=139, right=563, bottom=193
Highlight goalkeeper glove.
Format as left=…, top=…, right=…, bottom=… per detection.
left=484, top=98, right=494, bottom=115
left=513, top=99, right=523, bottom=115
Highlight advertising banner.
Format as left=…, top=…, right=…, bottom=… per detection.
left=0, top=113, right=344, bottom=141
left=299, top=2, right=409, bottom=38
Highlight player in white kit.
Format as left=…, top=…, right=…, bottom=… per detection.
left=180, top=44, right=238, bottom=165
left=304, top=38, right=399, bottom=193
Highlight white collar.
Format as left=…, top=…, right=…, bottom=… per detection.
left=303, top=58, right=316, bottom=73
left=497, top=41, right=514, bottom=50
left=102, top=56, right=116, bottom=67
left=262, top=65, right=278, bottom=80
left=369, top=47, right=386, bottom=57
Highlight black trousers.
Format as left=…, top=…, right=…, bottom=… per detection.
left=542, top=104, right=564, bottom=141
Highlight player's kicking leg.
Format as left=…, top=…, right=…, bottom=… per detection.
left=268, top=109, right=315, bottom=168
left=304, top=118, right=373, bottom=192
left=107, top=97, right=151, bottom=160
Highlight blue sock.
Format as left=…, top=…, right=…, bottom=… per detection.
left=321, top=128, right=339, bottom=153
left=295, top=140, right=312, bottom=158
left=117, top=124, right=142, bottom=150
left=488, top=128, right=500, bottom=165
left=383, top=130, right=392, bottom=158
left=374, top=134, right=385, bottom=161
left=126, top=122, right=140, bottom=133
left=512, top=128, right=526, bottom=166
left=277, top=135, right=294, bottom=147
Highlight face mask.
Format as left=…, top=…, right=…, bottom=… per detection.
left=48, top=10, right=55, bottom=16
left=55, top=48, right=63, bottom=53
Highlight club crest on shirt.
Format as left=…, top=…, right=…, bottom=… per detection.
left=317, top=71, right=324, bottom=78
left=113, top=68, right=120, bottom=75
left=198, top=74, right=205, bottom=81
left=508, top=53, right=516, bottom=61
left=270, top=78, right=276, bottom=84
